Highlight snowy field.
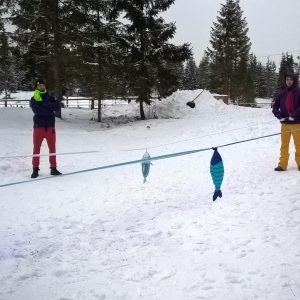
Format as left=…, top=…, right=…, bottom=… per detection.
left=0, top=90, right=300, bottom=300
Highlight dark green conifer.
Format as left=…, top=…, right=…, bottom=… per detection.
left=110, top=0, right=191, bottom=119
left=207, top=0, right=251, bottom=102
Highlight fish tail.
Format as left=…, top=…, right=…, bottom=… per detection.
left=213, top=190, right=222, bottom=201
left=143, top=178, right=146, bottom=184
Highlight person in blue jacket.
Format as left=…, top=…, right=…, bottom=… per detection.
left=30, top=79, right=62, bottom=178
left=272, top=72, right=300, bottom=171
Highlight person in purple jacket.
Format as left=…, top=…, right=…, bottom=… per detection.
left=30, top=79, right=62, bottom=178
left=272, top=72, right=300, bottom=171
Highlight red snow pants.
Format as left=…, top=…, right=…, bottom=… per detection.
left=32, top=127, right=57, bottom=168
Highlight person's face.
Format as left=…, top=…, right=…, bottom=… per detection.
left=286, top=76, right=293, bottom=87
left=37, top=83, right=46, bottom=91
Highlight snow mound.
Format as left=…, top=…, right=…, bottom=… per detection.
left=100, top=89, right=228, bottom=121
left=155, top=89, right=227, bottom=119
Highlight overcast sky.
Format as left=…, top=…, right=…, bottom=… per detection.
left=161, top=0, right=300, bottom=67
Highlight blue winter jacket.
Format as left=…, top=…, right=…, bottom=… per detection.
left=272, top=75, right=300, bottom=124
left=30, top=92, right=60, bottom=128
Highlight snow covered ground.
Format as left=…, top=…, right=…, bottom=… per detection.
left=1, top=90, right=300, bottom=300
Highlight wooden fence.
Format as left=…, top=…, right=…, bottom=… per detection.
left=0, top=99, right=272, bottom=109
left=0, top=98, right=134, bottom=109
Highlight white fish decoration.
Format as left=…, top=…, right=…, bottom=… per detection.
left=141, top=150, right=152, bottom=183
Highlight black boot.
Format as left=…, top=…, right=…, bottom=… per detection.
left=31, top=168, right=40, bottom=178
left=274, top=166, right=285, bottom=171
left=50, top=167, right=62, bottom=176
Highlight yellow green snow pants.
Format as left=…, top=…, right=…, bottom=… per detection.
left=278, top=124, right=300, bottom=169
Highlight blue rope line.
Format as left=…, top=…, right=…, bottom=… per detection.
left=217, top=131, right=283, bottom=148
left=1, top=129, right=298, bottom=188
left=121, top=119, right=278, bottom=151
left=0, top=150, right=100, bottom=160
left=0, top=119, right=278, bottom=159
left=0, top=147, right=212, bottom=188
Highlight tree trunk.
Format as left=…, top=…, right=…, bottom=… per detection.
left=52, top=0, right=62, bottom=118
left=139, top=98, right=145, bottom=120
left=97, top=89, right=102, bottom=122
left=4, top=80, right=8, bottom=107
left=96, top=5, right=102, bottom=122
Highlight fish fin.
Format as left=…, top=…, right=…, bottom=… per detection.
left=213, top=190, right=222, bottom=201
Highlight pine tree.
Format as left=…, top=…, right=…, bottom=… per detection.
left=155, top=61, right=184, bottom=98
left=62, top=0, right=123, bottom=120
left=110, top=0, right=191, bottom=119
left=247, top=54, right=258, bottom=96
left=183, top=57, right=199, bottom=90
left=239, top=61, right=255, bottom=105
left=9, top=0, right=119, bottom=119
left=10, top=0, right=71, bottom=117
left=296, top=54, right=300, bottom=74
left=207, top=0, right=251, bottom=102
left=0, top=30, right=9, bottom=95
left=256, top=62, right=267, bottom=98
left=11, top=0, right=55, bottom=86
left=0, top=1, right=11, bottom=95
left=0, top=28, right=21, bottom=97
left=198, top=53, right=210, bottom=89
left=276, top=53, right=295, bottom=92
left=265, top=58, right=277, bottom=98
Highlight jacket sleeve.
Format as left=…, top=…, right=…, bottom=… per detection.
left=272, top=93, right=282, bottom=119
left=30, top=95, right=60, bottom=115
left=294, top=95, right=300, bottom=120
left=294, top=108, right=300, bottom=120
left=30, top=97, right=53, bottom=115
left=43, top=94, right=60, bottom=111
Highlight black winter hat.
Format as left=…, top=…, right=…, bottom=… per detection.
left=284, top=72, right=298, bottom=81
left=35, top=79, right=46, bottom=88
left=284, top=72, right=299, bottom=91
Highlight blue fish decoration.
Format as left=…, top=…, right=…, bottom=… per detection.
left=210, top=148, right=224, bottom=201
left=141, top=150, right=152, bottom=183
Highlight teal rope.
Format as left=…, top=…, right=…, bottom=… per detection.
left=1, top=129, right=298, bottom=188
left=217, top=131, right=283, bottom=148
left=0, top=147, right=212, bottom=188
left=0, top=120, right=279, bottom=159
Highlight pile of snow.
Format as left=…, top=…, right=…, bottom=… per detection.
left=100, top=89, right=227, bottom=122
left=154, top=89, right=226, bottom=119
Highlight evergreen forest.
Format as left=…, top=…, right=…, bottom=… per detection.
left=0, top=0, right=299, bottom=118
